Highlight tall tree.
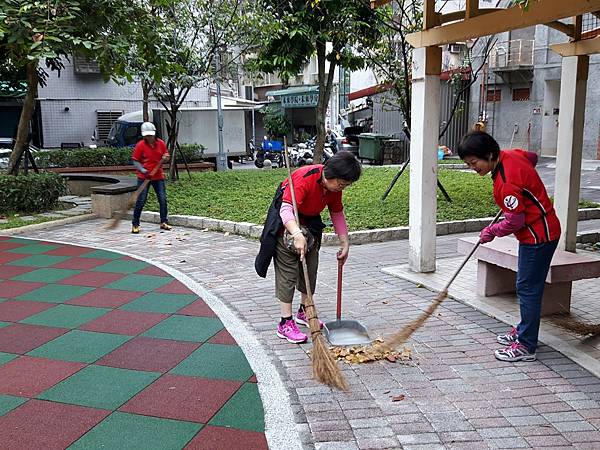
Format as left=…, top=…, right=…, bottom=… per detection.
left=152, top=0, right=265, bottom=177
left=254, top=0, right=385, bottom=163
left=0, top=0, right=156, bottom=174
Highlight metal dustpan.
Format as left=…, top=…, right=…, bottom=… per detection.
left=324, top=261, right=371, bottom=346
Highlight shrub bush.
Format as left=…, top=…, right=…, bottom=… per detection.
left=35, top=144, right=205, bottom=168
left=0, top=172, right=67, bottom=214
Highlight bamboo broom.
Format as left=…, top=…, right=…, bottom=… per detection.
left=105, top=155, right=166, bottom=230
left=382, top=209, right=504, bottom=350
left=283, top=137, right=348, bottom=391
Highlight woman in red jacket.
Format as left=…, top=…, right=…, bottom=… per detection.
left=458, top=131, right=561, bottom=362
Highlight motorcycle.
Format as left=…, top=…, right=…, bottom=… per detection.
left=254, top=139, right=285, bottom=168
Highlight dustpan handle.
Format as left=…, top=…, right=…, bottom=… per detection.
left=337, top=260, right=343, bottom=320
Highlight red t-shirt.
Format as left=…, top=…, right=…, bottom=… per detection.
left=492, top=149, right=561, bottom=244
left=281, top=165, right=343, bottom=220
left=131, top=138, right=169, bottom=181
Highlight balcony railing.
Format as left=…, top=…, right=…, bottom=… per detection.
left=489, top=39, right=534, bottom=70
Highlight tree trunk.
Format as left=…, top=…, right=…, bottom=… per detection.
left=7, top=62, right=38, bottom=175
left=142, top=79, right=153, bottom=123
left=167, top=107, right=179, bottom=181
left=314, top=41, right=338, bottom=164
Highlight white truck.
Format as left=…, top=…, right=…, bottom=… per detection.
left=108, top=107, right=251, bottom=167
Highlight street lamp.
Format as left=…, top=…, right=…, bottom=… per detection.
left=215, top=46, right=227, bottom=171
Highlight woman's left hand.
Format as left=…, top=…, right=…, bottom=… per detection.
left=337, top=239, right=349, bottom=265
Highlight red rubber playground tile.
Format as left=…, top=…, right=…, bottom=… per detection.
left=120, top=374, right=242, bottom=423
left=0, top=323, right=68, bottom=354
left=0, top=241, right=24, bottom=251
left=135, top=265, right=169, bottom=277
left=0, top=252, right=28, bottom=264
left=0, top=300, right=54, bottom=322
left=52, top=257, right=110, bottom=271
left=64, top=288, right=143, bottom=308
left=0, top=265, right=35, bottom=280
left=178, top=299, right=217, bottom=317
left=185, top=425, right=268, bottom=450
left=155, top=280, right=196, bottom=295
left=0, top=356, right=85, bottom=397
left=0, top=399, right=109, bottom=450
left=79, top=310, right=168, bottom=335
left=97, top=336, right=200, bottom=372
left=209, top=329, right=237, bottom=345
left=0, top=280, right=44, bottom=297
left=58, top=271, right=124, bottom=287
left=43, top=246, right=94, bottom=257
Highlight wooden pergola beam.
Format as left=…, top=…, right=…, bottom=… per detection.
left=551, top=37, right=600, bottom=56
left=545, top=20, right=575, bottom=37
left=406, top=0, right=600, bottom=48
left=466, top=0, right=479, bottom=19
left=439, top=9, right=502, bottom=25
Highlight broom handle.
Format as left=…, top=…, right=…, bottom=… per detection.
left=129, top=156, right=166, bottom=206
left=337, top=260, right=343, bottom=321
left=441, top=209, right=504, bottom=292
left=283, top=137, right=319, bottom=329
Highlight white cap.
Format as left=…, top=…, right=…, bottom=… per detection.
left=141, top=122, right=156, bottom=136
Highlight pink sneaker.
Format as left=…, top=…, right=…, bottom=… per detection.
left=294, top=309, right=324, bottom=329
left=277, top=319, right=308, bottom=343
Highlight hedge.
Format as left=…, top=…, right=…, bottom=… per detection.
left=0, top=172, right=67, bottom=214
left=35, top=144, right=205, bottom=168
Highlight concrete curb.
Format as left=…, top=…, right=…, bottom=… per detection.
left=131, top=207, right=600, bottom=246
left=3, top=213, right=97, bottom=235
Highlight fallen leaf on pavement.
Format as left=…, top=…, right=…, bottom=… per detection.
left=391, top=394, right=405, bottom=402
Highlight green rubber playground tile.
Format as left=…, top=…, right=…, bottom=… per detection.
left=0, top=322, right=9, bottom=328
left=209, top=382, right=264, bottom=432
left=92, top=259, right=150, bottom=274
left=4, top=237, right=34, bottom=244
left=28, top=330, right=131, bottom=363
left=21, top=305, right=110, bottom=328
left=7, top=255, right=69, bottom=267
left=7, top=243, right=59, bottom=254
left=16, top=284, right=94, bottom=304
left=68, top=411, right=202, bottom=450
left=0, top=352, right=17, bottom=365
left=105, top=274, right=172, bottom=292
left=120, top=293, right=197, bottom=314
left=38, top=365, right=159, bottom=410
left=0, top=394, right=27, bottom=416
left=171, top=343, right=253, bottom=381
left=143, top=315, right=223, bottom=343
left=12, top=268, right=81, bottom=284
left=79, top=249, right=123, bottom=260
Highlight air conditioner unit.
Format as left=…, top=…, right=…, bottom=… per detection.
left=73, top=54, right=101, bottom=74
left=448, top=44, right=463, bottom=54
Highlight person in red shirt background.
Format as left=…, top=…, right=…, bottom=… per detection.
left=458, top=131, right=561, bottom=362
left=131, top=122, right=172, bottom=234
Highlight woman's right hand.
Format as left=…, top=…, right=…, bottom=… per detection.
left=293, top=232, right=307, bottom=261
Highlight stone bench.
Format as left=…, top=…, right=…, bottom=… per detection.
left=60, top=173, right=138, bottom=219
left=457, top=236, right=600, bottom=316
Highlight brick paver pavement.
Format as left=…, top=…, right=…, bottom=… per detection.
left=14, top=219, right=600, bottom=450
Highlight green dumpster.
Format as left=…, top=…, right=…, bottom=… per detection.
left=358, top=133, right=391, bottom=165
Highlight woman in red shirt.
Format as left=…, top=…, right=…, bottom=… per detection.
left=458, top=131, right=560, bottom=362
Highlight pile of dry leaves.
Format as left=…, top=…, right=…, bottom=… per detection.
left=330, top=339, right=413, bottom=364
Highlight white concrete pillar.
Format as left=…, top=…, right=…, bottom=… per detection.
left=409, top=46, right=441, bottom=273
left=554, top=55, right=589, bottom=252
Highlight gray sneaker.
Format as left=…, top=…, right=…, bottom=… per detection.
left=497, top=327, right=518, bottom=346
left=495, top=342, right=536, bottom=362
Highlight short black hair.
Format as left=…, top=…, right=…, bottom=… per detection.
left=323, top=151, right=362, bottom=182
left=457, top=131, right=500, bottom=161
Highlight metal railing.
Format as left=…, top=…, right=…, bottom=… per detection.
left=489, top=39, right=535, bottom=69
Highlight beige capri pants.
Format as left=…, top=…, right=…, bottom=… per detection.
left=273, top=233, right=319, bottom=303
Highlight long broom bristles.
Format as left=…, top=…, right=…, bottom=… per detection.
left=382, top=290, right=447, bottom=350
left=551, top=315, right=600, bottom=336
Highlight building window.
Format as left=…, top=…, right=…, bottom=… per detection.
left=486, top=88, right=501, bottom=102
left=512, top=88, right=530, bottom=102
left=96, top=110, right=123, bottom=143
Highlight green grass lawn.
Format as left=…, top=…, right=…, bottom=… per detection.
left=0, top=214, right=57, bottom=230
left=143, top=167, right=497, bottom=230
left=144, top=167, right=598, bottom=230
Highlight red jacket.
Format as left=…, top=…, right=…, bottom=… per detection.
left=492, top=149, right=561, bottom=244
left=132, top=138, right=169, bottom=181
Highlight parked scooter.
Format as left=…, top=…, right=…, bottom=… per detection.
left=254, top=138, right=284, bottom=168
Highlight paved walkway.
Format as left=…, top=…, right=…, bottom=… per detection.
left=0, top=236, right=268, bottom=450
left=9, top=218, right=600, bottom=450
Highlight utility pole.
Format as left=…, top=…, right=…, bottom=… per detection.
left=251, top=80, right=256, bottom=148
left=215, top=47, right=227, bottom=171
